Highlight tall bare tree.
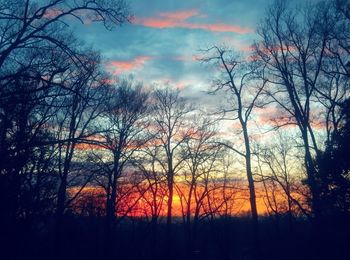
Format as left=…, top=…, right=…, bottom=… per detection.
left=201, top=46, right=266, bottom=246
left=53, top=52, right=109, bottom=220
left=150, top=86, right=193, bottom=256
left=254, top=0, right=350, bottom=218
left=89, top=78, right=149, bottom=259
left=176, top=115, right=222, bottom=257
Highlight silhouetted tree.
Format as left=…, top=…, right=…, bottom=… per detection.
left=0, top=0, right=131, bottom=222
left=317, top=99, right=350, bottom=216
left=201, top=46, right=266, bottom=248
left=89, top=78, right=149, bottom=259
left=176, top=115, right=222, bottom=258
left=0, top=0, right=130, bottom=70
left=132, top=137, right=168, bottom=258
left=253, top=0, right=350, bottom=219
left=255, top=132, right=311, bottom=223
left=151, top=86, right=193, bottom=257
left=151, top=88, right=191, bottom=220
left=53, top=52, right=109, bottom=220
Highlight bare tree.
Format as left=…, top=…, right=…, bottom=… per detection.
left=0, top=0, right=130, bottom=70
left=253, top=0, right=350, bottom=218
left=133, top=138, right=167, bottom=222
left=131, top=140, right=168, bottom=259
left=89, top=78, right=149, bottom=258
left=0, top=0, right=131, bottom=225
left=175, top=114, right=223, bottom=257
left=201, top=46, right=266, bottom=245
left=151, top=87, right=192, bottom=223
left=254, top=132, right=312, bottom=228
left=52, top=52, right=109, bottom=220
left=150, top=86, right=193, bottom=256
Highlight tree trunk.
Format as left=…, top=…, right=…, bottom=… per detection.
left=301, top=129, right=321, bottom=219
left=240, top=122, right=261, bottom=259
left=56, top=175, right=67, bottom=218
left=166, top=170, right=174, bottom=259
left=242, top=124, right=259, bottom=241
left=104, top=149, right=121, bottom=260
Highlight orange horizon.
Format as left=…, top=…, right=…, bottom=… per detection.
left=69, top=181, right=309, bottom=218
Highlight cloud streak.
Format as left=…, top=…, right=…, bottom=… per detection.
left=107, top=56, right=152, bottom=75
left=133, top=9, right=252, bottom=34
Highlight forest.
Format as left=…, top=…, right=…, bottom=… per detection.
left=0, top=0, right=349, bottom=260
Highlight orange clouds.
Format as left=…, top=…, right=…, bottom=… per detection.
left=134, top=9, right=252, bottom=34
left=107, top=56, right=152, bottom=75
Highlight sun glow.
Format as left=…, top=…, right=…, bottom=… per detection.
left=69, top=181, right=308, bottom=218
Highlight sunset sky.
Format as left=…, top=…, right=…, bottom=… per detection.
left=3, top=2, right=348, bottom=259
left=70, top=0, right=318, bottom=140
left=71, top=0, right=274, bottom=102
left=68, top=0, right=305, bottom=217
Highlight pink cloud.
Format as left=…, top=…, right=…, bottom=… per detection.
left=133, top=9, right=252, bottom=34
left=154, top=77, right=197, bottom=90
left=175, top=82, right=187, bottom=90
left=107, top=56, right=152, bottom=75
left=255, top=105, right=327, bottom=131
left=191, top=23, right=252, bottom=34
left=43, top=8, right=63, bottom=18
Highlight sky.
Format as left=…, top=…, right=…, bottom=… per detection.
left=71, top=0, right=318, bottom=143
left=69, top=0, right=316, bottom=205
left=72, top=0, right=273, bottom=105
